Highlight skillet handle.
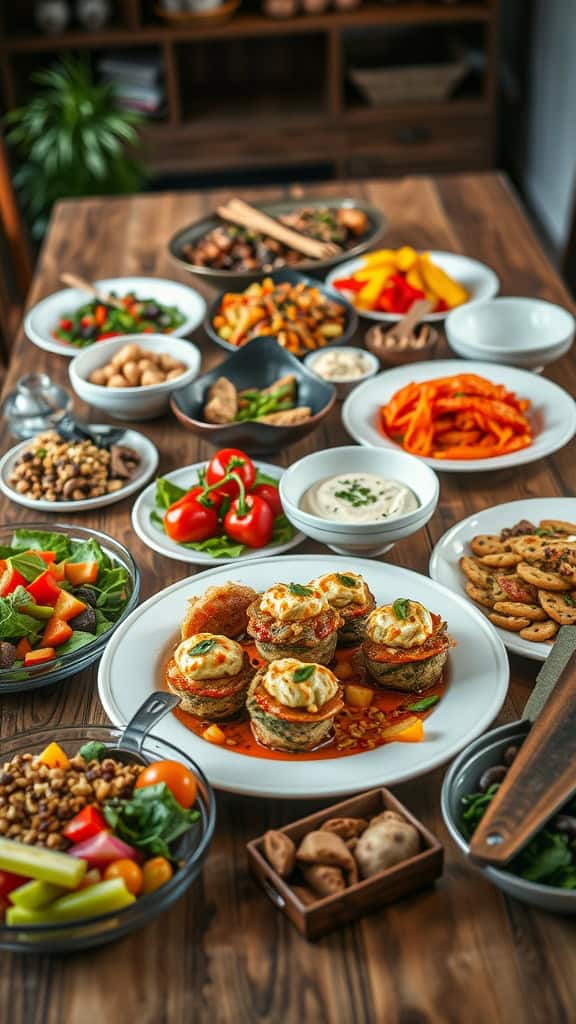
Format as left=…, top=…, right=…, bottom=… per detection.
left=119, top=693, right=181, bottom=753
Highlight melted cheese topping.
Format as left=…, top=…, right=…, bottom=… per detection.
left=259, top=583, right=328, bottom=622
left=262, top=658, right=339, bottom=713
left=174, top=633, right=243, bottom=680
left=310, top=572, right=369, bottom=609
left=366, top=601, right=433, bottom=649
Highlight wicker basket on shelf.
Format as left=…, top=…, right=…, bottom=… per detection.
left=349, top=59, right=467, bottom=106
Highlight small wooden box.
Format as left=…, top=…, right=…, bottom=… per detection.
left=247, top=788, right=443, bottom=940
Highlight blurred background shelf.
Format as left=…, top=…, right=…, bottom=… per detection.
left=0, top=1, right=500, bottom=182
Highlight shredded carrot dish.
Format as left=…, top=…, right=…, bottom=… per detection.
left=380, top=373, right=533, bottom=460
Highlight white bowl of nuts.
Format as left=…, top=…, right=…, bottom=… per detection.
left=69, top=335, right=202, bottom=420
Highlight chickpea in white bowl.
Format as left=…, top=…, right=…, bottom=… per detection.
left=69, top=334, right=202, bottom=421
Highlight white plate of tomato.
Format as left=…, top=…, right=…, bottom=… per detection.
left=131, top=447, right=305, bottom=564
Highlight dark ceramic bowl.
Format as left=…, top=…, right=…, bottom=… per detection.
left=168, top=196, right=387, bottom=290
left=170, top=336, right=336, bottom=454
left=205, top=267, right=358, bottom=356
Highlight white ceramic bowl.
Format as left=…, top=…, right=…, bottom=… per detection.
left=279, top=445, right=439, bottom=555
left=303, top=347, right=380, bottom=399
left=69, top=335, right=202, bottom=420
left=446, top=297, right=575, bottom=369
left=25, top=276, right=207, bottom=358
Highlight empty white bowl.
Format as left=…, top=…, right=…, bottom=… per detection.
left=303, top=347, right=380, bottom=399
left=69, top=335, right=202, bottom=420
left=279, top=446, right=439, bottom=555
left=446, top=297, right=575, bottom=369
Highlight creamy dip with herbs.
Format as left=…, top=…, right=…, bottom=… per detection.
left=301, top=473, right=419, bottom=523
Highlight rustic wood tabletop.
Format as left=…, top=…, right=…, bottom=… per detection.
left=0, top=173, right=574, bottom=1024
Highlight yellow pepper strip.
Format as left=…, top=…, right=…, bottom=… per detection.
left=354, top=266, right=394, bottom=284
left=355, top=268, right=391, bottom=310
left=362, top=248, right=396, bottom=266
left=421, top=260, right=469, bottom=307
left=395, top=246, right=418, bottom=272
left=406, top=265, right=437, bottom=304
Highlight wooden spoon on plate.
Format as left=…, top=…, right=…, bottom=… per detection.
left=60, top=272, right=124, bottom=309
left=216, top=198, right=341, bottom=261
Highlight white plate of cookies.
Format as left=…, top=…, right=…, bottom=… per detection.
left=429, top=498, right=576, bottom=661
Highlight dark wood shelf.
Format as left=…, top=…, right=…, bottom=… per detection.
left=0, top=1, right=500, bottom=180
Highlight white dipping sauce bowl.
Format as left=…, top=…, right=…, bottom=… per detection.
left=303, top=346, right=380, bottom=399
left=446, top=297, right=575, bottom=370
left=279, top=445, right=439, bottom=556
left=69, top=335, right=202, bottom=420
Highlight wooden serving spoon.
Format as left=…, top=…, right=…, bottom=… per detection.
left=469, top=627, right=576, bottom=866
left=382, top=298, right=433, bottom=346
left=60, top=272, right=124, bottom=309
left=216, top=197, right=341, bottom=261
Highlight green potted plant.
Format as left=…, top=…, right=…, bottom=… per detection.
left=5, top=58, right=145, bottom=240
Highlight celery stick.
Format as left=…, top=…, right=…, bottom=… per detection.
left=9, top=879, right=67, bottom=909
left=6, top=879, right=135, bottom=926
left=0, top=838, right=86, bottom=888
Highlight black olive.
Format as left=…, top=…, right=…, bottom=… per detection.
left=80, top=324, right=96, bottom=340
left=142, top=303, right=160, bottom=320
left=69, top=607, right=97, bottom=634
left=478, top=765, right=508, bottom=792
left=74, top=587, right=98, bottom=608
left=0, top=642, right=17, bottom=669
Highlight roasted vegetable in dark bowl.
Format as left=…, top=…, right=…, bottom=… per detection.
left=441, top=720, right=576, bottom=914
left=0, top=524, right=139, bottom=694
left=168, top=197, right=387, bottom=289
left=171, top=336, right=336, bottom=455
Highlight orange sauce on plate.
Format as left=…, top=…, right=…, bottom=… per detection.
left=165, top=643, right=447, bottom=762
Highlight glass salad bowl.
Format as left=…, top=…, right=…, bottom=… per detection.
left=0, top=724, right=216, bottom=953
left=0, top=522, right=140, bottom=694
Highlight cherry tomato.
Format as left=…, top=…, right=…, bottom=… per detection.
left=224, top=494, right=274, bottom=548
left=142, top=857, right=173, bottom=895
left=104, top=859, right=144, bottom=895
left=206, top=448, right=256, bottom=498
left=251, top=482, right=282, bottom=518
left=164, top=496, right=218, bottom=544
left=59, top=318, right=73, bottom=331
left=135, top=759, right=198, bottom=809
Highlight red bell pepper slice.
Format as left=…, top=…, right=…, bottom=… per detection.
left=26, top=569, right=62, bottom=607
left=0, top=870, right=27, bottom=899
left=0, top=567, right=27, bottom=597
left=62, top=805, right=108, bottom=845
left=331, top=277, right=366, bottom=292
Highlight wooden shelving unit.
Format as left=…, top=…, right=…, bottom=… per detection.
left=0, top=1, right=500, bottom=180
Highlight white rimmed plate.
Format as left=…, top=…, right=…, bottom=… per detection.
left=430, top=497, right=576, bottom=662
left=25, top=277, right=206, bottom=357
left=342, top=359, right=576, bottom=473
left=325, top=251, right=499, bottom=323
left=0, top=429, right=158, bottom=512
left=131, top=461, right=305, bottom=565
left=98, top=554, right=509, bottom=798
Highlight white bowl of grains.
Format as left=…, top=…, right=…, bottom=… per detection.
left=69, top=335, right=202, bottom=420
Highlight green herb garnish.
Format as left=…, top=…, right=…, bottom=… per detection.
left=293, top=664, right=315, bottom=682
left=103, top=782, right=199, bottom=860
left=336, top=573, right=358, bottom=588
left=188, top=638, right=217, bottom=656
left=565, top=595, right=575, bottom=607
left=79, top=741, right=108, bottom=762
left=404, top=695, right=439, bottom=712
left=393, top=598, right=410, bottom=620
left=288, top=583, right=313, bottom=597
left=334, top=478, right=378, bottom=508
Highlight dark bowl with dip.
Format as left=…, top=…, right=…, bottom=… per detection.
left=278, top=446, right=440, bottom=556
left=170, top=336, right=336, bottom=455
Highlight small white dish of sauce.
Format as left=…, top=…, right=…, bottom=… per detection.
left=304, top=347, right=379, bottom=399
left=279, top=446, right=439, bottom=557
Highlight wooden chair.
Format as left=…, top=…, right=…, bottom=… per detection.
left=0, top=133, right=33, bottom=363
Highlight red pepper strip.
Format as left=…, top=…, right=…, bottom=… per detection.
left=62, top=805, right=108, bottom=844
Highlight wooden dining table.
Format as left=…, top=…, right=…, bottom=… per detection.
left=0, top=173, right=575, bottom=1024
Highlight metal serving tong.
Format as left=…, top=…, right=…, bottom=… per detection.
left=105, top=693, right=181, bottom=767
left=469, top=626, right=576, bottom=865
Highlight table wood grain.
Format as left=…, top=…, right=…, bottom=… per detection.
left=0, top=173, right=575, bottom=1024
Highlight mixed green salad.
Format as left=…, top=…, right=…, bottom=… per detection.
left=53, top=293, right=187, bottom=347
left=0, top=529, right=133, bottom=672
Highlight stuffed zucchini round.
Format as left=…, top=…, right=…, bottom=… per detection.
left=247, top=658, right=343, bottom=752
left=310, top=571, right=376, bottom=646
left=363, top=599, right=449, bottom=692
left=246, top=583, right=342, bottom=665
left=166, top=632, right=253, bottom=719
